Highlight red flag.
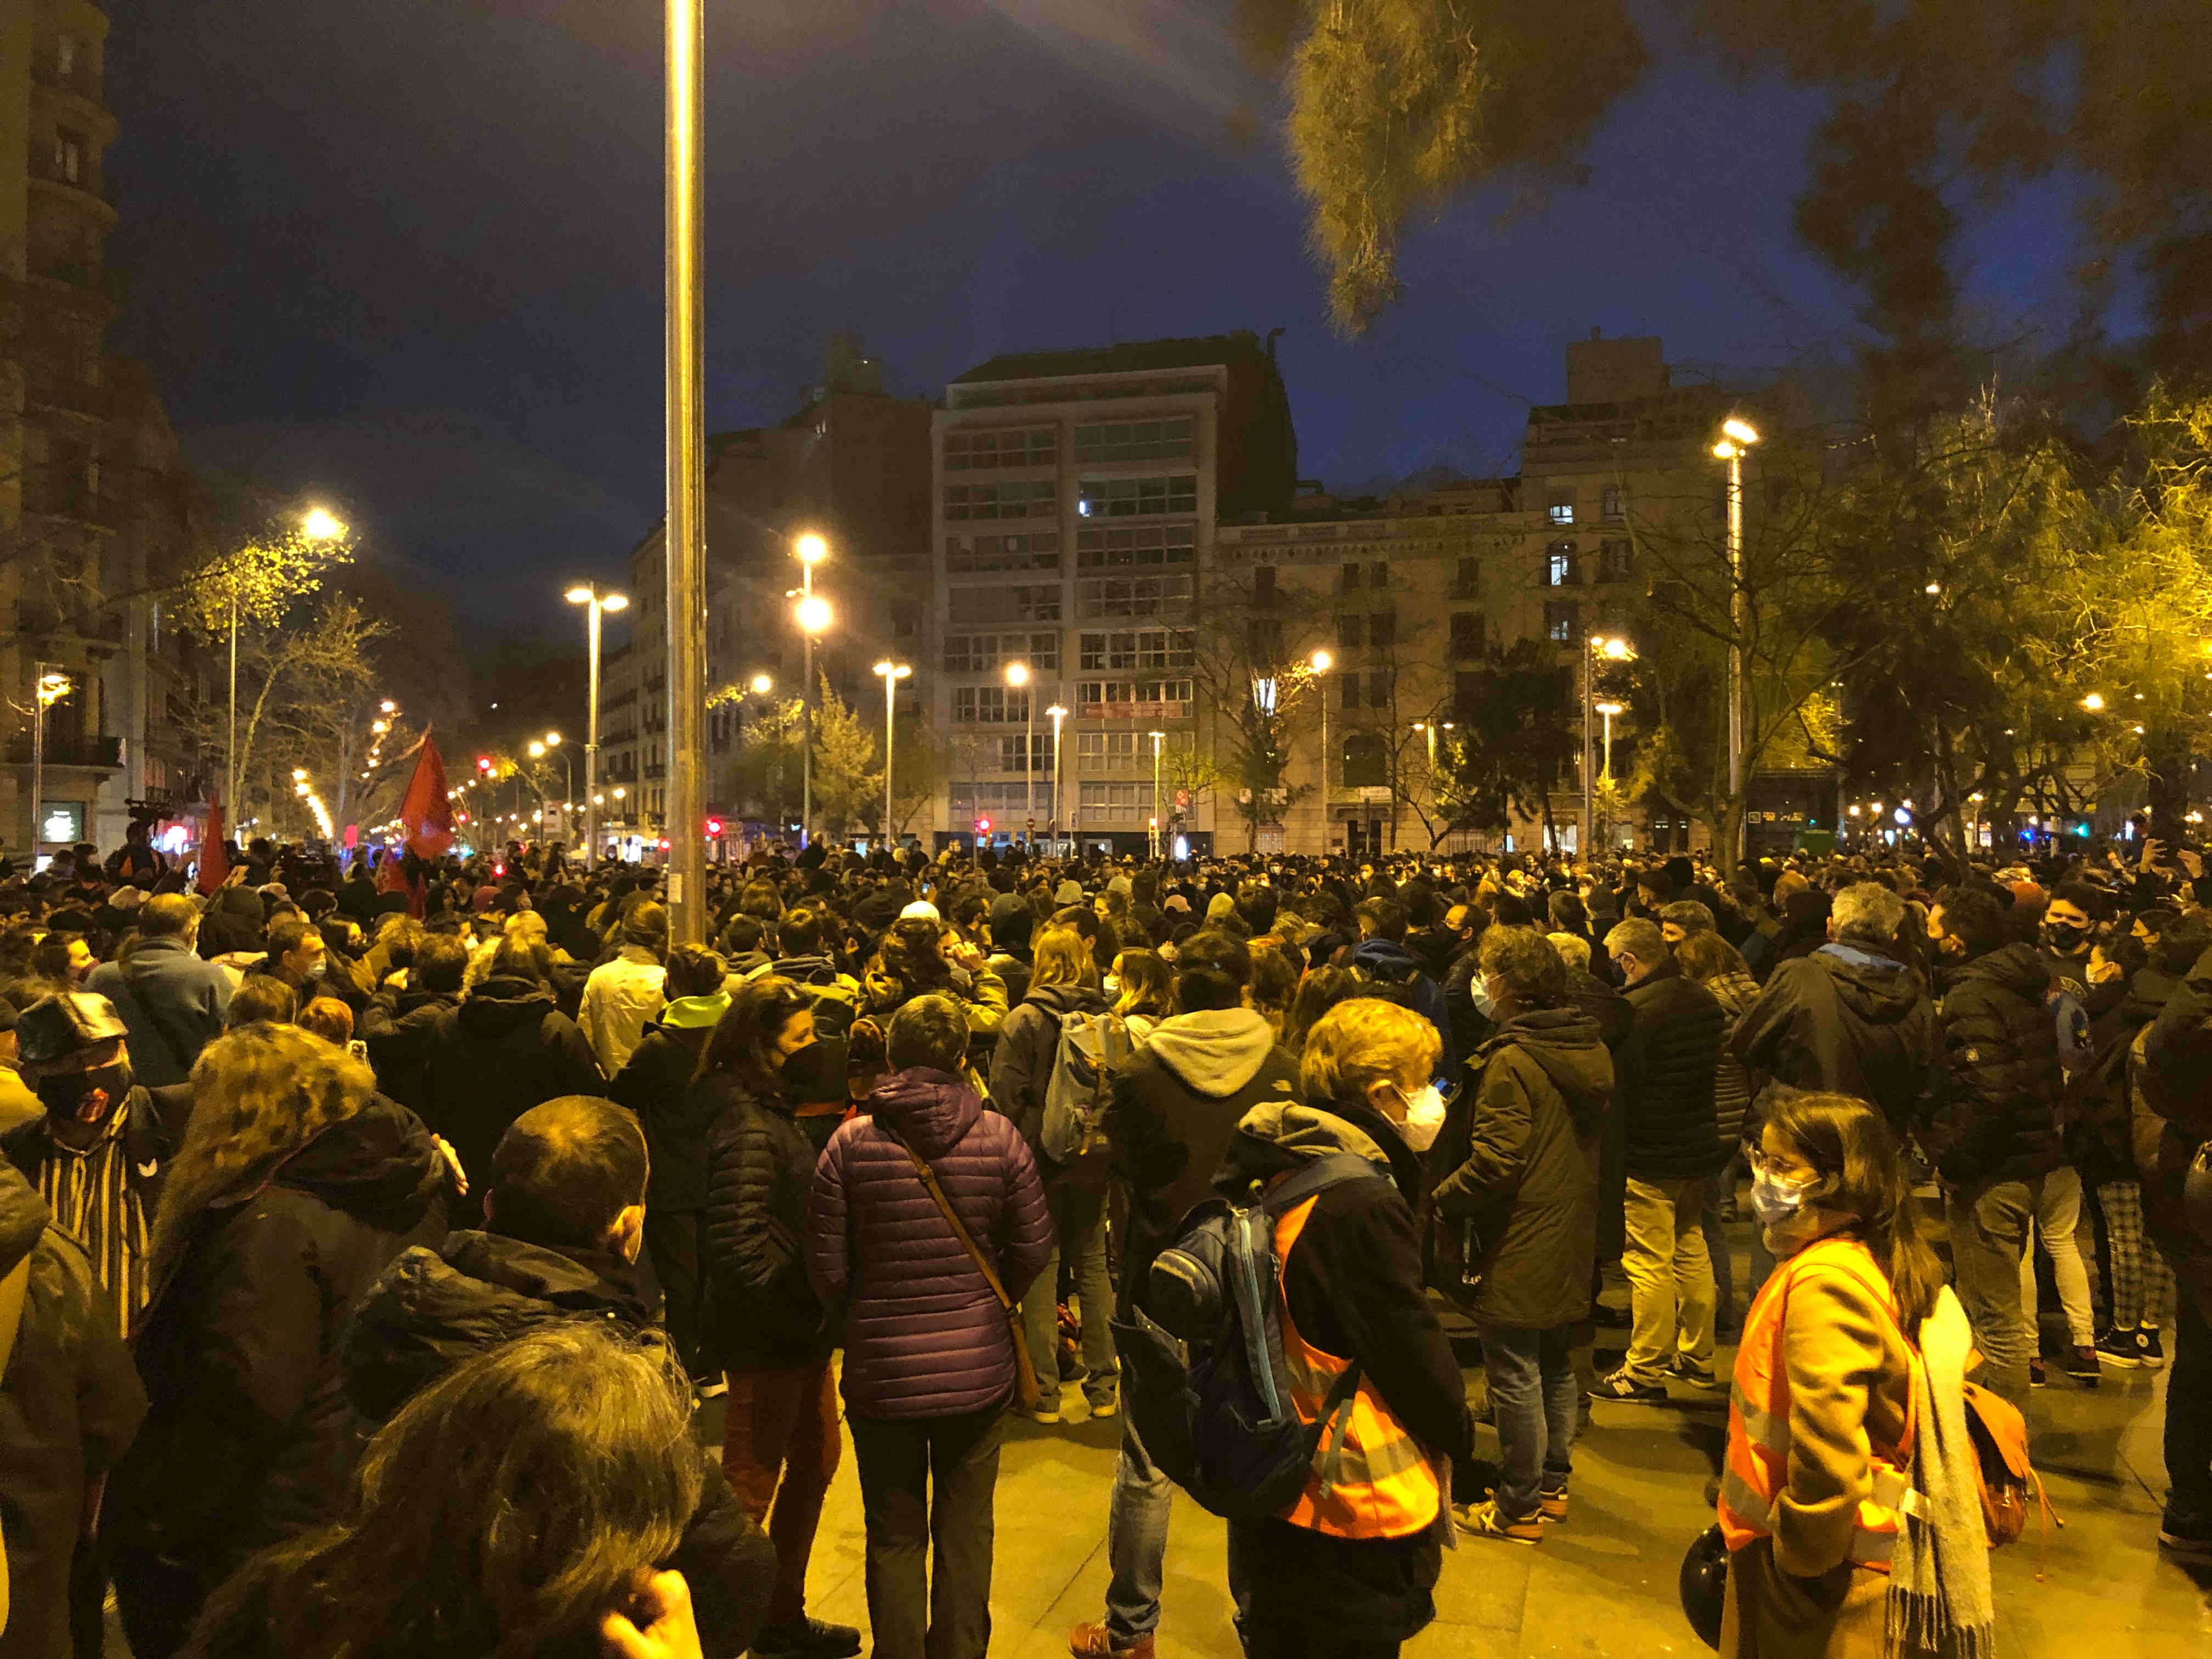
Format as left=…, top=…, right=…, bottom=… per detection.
left=197, top=797, right=229, bottom=896
left=398, top=732, right=454, bottom=861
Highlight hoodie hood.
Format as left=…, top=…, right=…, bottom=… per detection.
left=1021, top=982, right=1106, bottom=1018
left=1349, top=937, right=1425, bottom=978
left=456, top=973, right=557, bottom=1038
left=1216, top=1098, right=1416, bottom=1203
left=1482, top=1006, right=1613, bottom=1131
left=343, top=1229, right=656, bottom=1425
left=1815, top=943, right=1928, bottom=1025
left=1144, top=1007, right=1280, bottom=1098
left=659, top=990, right=729, bottom=1030
left=274, top=1094, right=444, bottom=1234
left=864, top=1066, right=983, bottom=1160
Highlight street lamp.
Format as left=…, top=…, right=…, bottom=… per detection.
left=1005, top=661, right=1032, bottom=842
left=29, top=666, right=69, bottom=856
left=1311, top=650, right=1334, bottom=853
left=1149, top=730, right=1166, bottom=860
left=1713, top=417, right=1760, bottom=861
left=874, top=659, right=911, bottom=847
left=1047, top=703, right=1067, bottom=850
left=793, top=549, right=833, bottom=847
left=566, top=584, right=628, bottom=867
left=1594, top=702, right=1625, bottom=780
left=222, top=505, right=346, bottom=828
left=1583, top=635, right=1634, bottom=859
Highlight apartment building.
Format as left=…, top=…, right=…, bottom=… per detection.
left=928, top=331, right=1296, bottom=853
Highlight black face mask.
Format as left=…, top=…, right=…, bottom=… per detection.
left=35, top=1059, right=133, bottom=1126
left=2042, top=921, right=2091, bottom=955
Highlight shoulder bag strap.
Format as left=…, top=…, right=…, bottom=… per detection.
left=887, top=1129, right=1013, bottom=1312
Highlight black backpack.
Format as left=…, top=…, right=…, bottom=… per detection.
left=1110, top=1153, right=1386, bottom=1521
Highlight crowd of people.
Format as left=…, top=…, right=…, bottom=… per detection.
left=0, top=823, right=2207, bottom=1659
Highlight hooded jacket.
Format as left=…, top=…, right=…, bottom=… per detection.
left=1618, top=955, right=1729, bottom=1180
left=0, top=1163, right=146, bottom=1659
left=105, top=1098, right=447, bottom=1657
left=1347, top=936, right=1458, bottom=1084
left=1433, top=1006, right=1613, bottom=1329
left=86, top=937, right=233, bottom=1089
left=806, top=1068, right=1050, bottom=1420
left=357, top=985, right=461, bottom=1121
left=1731, top=941, right=1937, bottom=1136
left=1926, top=941, right=2064, bottom=1188
left=1212, top=1098, right=1469, bottom=1644
left=579, top=946, right=668, bottom=1076
left=416, top=974, right=605, bottom=1218
left=608, top=996, right=727, bottom=1212
left=337, top=1229, right=777, bottom=1659
left=988, top=981, right=1108, bottom=1154
left=1104, top=1007, right=1300, bottom=1320
left=2132, top=948, right=2212, bottom=1308
left=701, top=1074, right=834, bottom=1372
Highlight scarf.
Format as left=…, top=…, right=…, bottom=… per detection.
left=1888, top=1288, right=1995, bottom=1659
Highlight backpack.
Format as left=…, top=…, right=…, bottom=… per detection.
left=1109, top=1153, right=1386, bottom=1521
left=792, top=962, right=857, bottom=1042
left=1350, top=954, right=1427, bottom=1013
left=1040, top=1009, right=1136, bottom=1168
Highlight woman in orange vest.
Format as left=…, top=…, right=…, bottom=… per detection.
left=1717, top=1090, right=1949, bottom=1657
left=1211, top=998, right=1472, bottom=1659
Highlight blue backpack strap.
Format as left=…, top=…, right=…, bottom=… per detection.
left=1261, top=1151, right=1395, bottom=1216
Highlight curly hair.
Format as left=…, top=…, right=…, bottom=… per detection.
left=150, top=1024, right=376, bottom=1289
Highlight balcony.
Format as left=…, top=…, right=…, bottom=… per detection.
left=25, top=375, right=104, bottom=419
left=4, top=735, right=122, bottom=770
left=32, top=53, right=102, bottom=104
left=16, top=604, right=123, bottom=647
left=27, top=249, right=101, bottom=292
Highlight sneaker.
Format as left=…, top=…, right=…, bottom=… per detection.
left=2158, top=1517, right=2212, bottom=1561
left=1454, top=1498, right=1543, bottom=1544
left=2137, top=1328, right=2166, bottom=1369
left=1588, top=1369, right=1669, bottom=1404
left=1538, top=1486, right=1570, bottom=1523
left=753, top=1617, right=863, bottom=1659
left=1668, top=1354, right=1720, bottom=1390
left=2028, top=1357, right=2047, bottom=1389
left=2094, top=1328, right=2142, bottom=1369
left=2063, top=1346, right=2101, bottom=1387
left=1086, top=1393, right=1119, bottom=1420
left=1025, top=1406, right=1063, bottom=1426
left=1069, top=1624, right=1155, bottom=1659
left=693, top=1375, right=729, bottom=1398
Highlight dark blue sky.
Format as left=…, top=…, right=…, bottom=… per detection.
left=101, top=1, right=2104, bottom=634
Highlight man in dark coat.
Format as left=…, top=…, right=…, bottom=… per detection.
left=415, top=939, right=604, bottom=1220
left=1433, top=927, right=1611, bottom=1539
left=1730, top=881, right=1936, bottom=1137
left=341, top=1097, right=778, bottom=1659
left=84, top=895, right=232, bottom=1088
left=0, top=1160, right=146, bottom=1659
left=357, top=933, right=470, bottom=1119
left=1926, top=885, right=2071, bottom=1409
left=1071, top=930, right=1299, bottom=1659
left=1592, top=917, right=1726, bottom=1402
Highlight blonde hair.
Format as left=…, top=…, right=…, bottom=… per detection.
left=1299, top=997, right=1440, bottom=1108
left=1546, top=930, right=1591, bottom=973
left=150, top=1024, right=378, bottom=1288
left=1030, top=925, right=1099, bottom=992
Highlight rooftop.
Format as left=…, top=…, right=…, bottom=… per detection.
left=950, top=329, right=1278, bottom=385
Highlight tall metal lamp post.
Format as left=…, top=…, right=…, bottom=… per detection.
left=565, top=584, right=628, bottom=868
left=1713, top=417, right=1760, bottom=862
left=874, top=659, right=911, bottom=848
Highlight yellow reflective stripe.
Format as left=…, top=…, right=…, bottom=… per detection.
left=1719, top=1464, right=1773, bottom=1530
left=1733, top=1387, right=1788, bottom=1454
left=1322, top=1421, right=1431, bottom=1483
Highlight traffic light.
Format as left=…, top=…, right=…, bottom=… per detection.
left=706, top=818, right=723, bottom=837
left=476, top=756, right=492, bottom=773
left=976, top=817, right=991, bottom=834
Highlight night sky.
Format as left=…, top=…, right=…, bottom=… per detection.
left=101, top=1, right=2111, bottom=638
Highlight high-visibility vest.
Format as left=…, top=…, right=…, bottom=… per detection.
left=1717, top=1235, right=1916, bottom=1571
left=1272, top=1194, right=1444, bottom=1539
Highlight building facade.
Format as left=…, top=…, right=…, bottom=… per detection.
left=926, top=331, right=1296, bottom=853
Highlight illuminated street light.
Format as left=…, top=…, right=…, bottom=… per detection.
left=2083, top=692, right=2107, bottom=712
left=795, top=594, right=832, bottom=635
left=749, top=673, right=773, bottom=695
left=874, top=660, right=913, bottom=839
left=1713, top=419, right=1759, bottom=861
left=795, top=532, right=829, bottom=565
left=1311, top=650, right=1335, bottom=846
left=302, top=506, right=346, bottom=541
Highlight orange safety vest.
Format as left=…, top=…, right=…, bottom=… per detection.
left=1272, top=1194, right=1443, bottom=1539
left=1718, top=1235, right=1917, bottom=1570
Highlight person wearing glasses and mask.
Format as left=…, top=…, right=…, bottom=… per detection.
left=1433, top=927, right=1613, bottom=1544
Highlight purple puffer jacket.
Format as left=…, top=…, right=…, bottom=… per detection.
left=808, top=1066, right=1051, bottom=1420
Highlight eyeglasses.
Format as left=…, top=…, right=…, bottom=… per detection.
left=1747, top=1147, right=1813, bottom=1182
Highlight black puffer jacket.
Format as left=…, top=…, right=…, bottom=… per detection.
left=1433, top=1006, right=1612, bottom=1329
left=1618, top=956, right=1728, bottom=1180
left=105, top=1098, right=447, bottom=1659
left=341, top=1229, right=776, bottom=1659
left=2134, top=948, right=2212, bottom=1310
left=1, top=1164, right=146, bottom=1659
left=988, top=981, right=1107, bottom=1152
left=701, top=1075, right=831, bottom=1372
left=417, top=974, right=606, bottom=1218
left=1927, top=942, right=2064, bottom=1188
left=358, top=986, right=461, bottom=1120
left=1731, top=943, right=1937, bottom=1134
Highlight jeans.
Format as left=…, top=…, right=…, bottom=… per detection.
left=848, top=1403, right=1006, bottom=1659
left=1103, top=1406, right=1173, bottom=1642
left=1019, top=1182, right=1120, bottom=1411
left=722, top=1363, right=842, bottom=1627
left=1705, top=1155, right=1739, bottom=1331
left=2015, top=1165, right=2096, bottom=1347
left=1479, top=1322, right=1578, bottom=1521
left=2168, top=1278, right=2212, bottom=1531
left=643, top=1207, right=712, bottom=1378
left=1623, top=1174, right=1716, bottom=1383
left=1949, top=1173, right=2062, bottom=1410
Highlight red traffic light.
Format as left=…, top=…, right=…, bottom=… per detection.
left=476, top=756, right=492, bottom=772
left=976, top=817, right=991, bottom=833
left=706, top=819, right=723, bottom=837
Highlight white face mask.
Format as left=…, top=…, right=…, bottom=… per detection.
left=1393, top=1082, right=1448, bottom=1152
left=1103, top=974, right=1121, bottom=995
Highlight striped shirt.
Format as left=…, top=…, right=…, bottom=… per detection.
left=34, top=1103, right=155, bottom=1339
